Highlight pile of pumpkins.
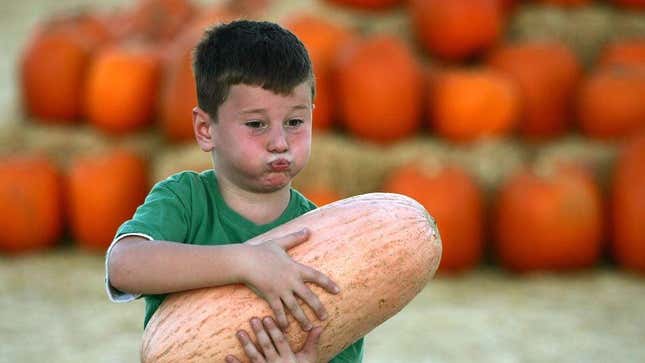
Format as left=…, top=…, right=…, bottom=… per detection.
left=1, top=0, right=644, bottom=276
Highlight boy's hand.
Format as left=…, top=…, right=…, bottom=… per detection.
left=225, top=316, right=323, bottom=363
left=243, top=228, right=340, bottom=331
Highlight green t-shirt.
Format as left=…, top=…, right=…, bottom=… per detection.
left=115, top=170, right=363, bottom=362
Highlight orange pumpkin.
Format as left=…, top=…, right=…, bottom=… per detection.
left=335, top=35, right=423, bottom=143
left=409, top=0, right=505, bottom=61
left=20, top=20, right=92, bottom=122
left=122, top=0, right=196, bottom=42
left=431, top=68, right=520, bottom=142
left=611, top=133, right=645, bottom=273
left=67, top=149, right=149, bottom=252
left=324, top=0, right=403, bottom=10
left=576, top=67, right=645, bottom=140
left=301, top=186, right=343, bottom=207
left=383, top=163, right=484, bottom=274
left=311, top=74, right=334, bottom=131
left=609, top=0, right=645, bottom=9
left=85, top=44, right=162, bottom=135
left=498, top=0, right=518, bottom=13
left=0, top=156, right=63, bottom=254
left=159, top=42, right=198, bottom=142
left=487, top=42, right=582, bottom=140
left=284, top=14, right=355, bottom=131
left=494, top=164, right=604, bottom=272
left=159, top=9, right=235, bottom=142
left=597, top=39, right=645, bottom=69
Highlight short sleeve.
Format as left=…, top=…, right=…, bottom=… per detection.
left=105, top=180, right=190, bottom=302
left=115, top=182, right=190, bottom=243
left=105, top=233, right=152, bottom=302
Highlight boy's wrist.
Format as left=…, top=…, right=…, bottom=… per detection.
left=222, top=243, right=255, bottom=285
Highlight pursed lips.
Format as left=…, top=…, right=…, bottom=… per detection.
left=267, top=158, right=291, bottom=172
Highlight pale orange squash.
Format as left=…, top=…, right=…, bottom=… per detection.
left=141, top=193, right=442, bottom=362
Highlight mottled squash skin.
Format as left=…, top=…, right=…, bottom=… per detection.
left=141, top=193, right=442, bottom=363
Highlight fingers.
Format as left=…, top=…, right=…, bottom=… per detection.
left=282, top=294, right=312, bottom=331
left=267, top=298, right=289, bottom=330
left=300, top=326, right=324, bottom=357
left=262, top=316, right=295, bottom=358
left=294, top=285, right=328, bottom=321
left=234, top=330, right=266, bottom=363
left=231, top=317, right=298, bottom=363
left=300, top=265, right=341, bottom=295
left=250, top=318, right=278, bottom=361
left=274, top=228, right=310, bottom=250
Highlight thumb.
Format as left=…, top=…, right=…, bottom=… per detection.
left=274, top=228, right=310, bottom=250
left=300, top=326, right=323, bottom=357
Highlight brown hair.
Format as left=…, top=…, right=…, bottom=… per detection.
left=193, top=20, right=315, bottom=121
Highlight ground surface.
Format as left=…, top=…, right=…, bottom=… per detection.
left=1, top=250, right=645, bottom=363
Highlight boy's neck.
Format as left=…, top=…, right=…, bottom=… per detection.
left=216, top=175, right=291, bottom=225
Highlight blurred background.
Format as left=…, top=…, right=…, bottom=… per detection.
left=1, top=0, right=644, bottom=362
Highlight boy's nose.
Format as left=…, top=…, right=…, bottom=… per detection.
left=267, top=127, right=288, bottom=153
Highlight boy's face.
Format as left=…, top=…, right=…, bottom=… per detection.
left=210, top=82, right=313, bottom=193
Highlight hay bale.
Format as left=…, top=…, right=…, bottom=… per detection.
left=509, top=4, right=616, bottom=66
left=268, top=0, right=414, bottom=44
left=0, top=122, right=26, bottom=157
left=152, top=144, right=211, bottom=183
left=534, top=136, right=618, bottom=190
left=611, top=10, right=645, bottom=42
left=448, top=137, right=528, bottom=194
left=295, top=132, right=390, bottom=196
left=299, top=134, right=529, bottom=197
left=18, top=123, right=164, bottom=169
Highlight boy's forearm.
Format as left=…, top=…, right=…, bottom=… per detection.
left=108, top=238, right=253, bottom=295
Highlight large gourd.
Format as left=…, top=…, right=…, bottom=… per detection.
left=141, top=193, right=442, bottom=362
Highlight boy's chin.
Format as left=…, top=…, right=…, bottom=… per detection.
left=252, top=183, right=290, bottom=194
left=254, top=176, right=292, bottom=193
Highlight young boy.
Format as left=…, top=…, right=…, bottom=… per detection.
left=105, top=20, right=364, bottom=362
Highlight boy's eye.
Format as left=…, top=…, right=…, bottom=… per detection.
left=245, top=121, right=265, bottom=129
left=285, top=119, right=304, bottom=128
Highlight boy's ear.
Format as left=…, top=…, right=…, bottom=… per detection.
left=193, top=107, right=215, bottom=152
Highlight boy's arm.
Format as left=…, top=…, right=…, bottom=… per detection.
left=108, top=236, right=250, bottom=296
left=107, top=229, right=340, bottom=331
